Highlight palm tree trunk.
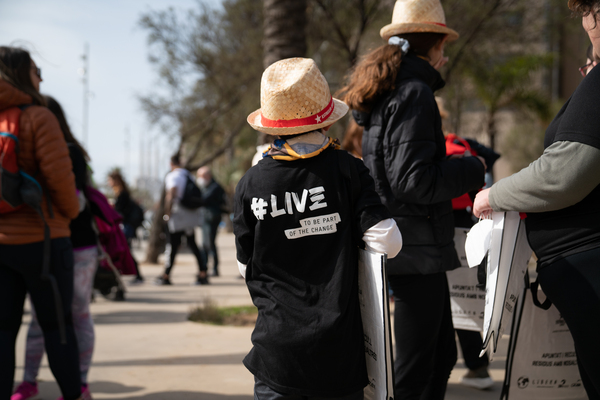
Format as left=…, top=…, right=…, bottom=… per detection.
left=260, top=0, right=308, bottom=154
left=145, top=185, right=167, bottom=264
left=486, top=109, right=497, bottom=181
left=263, top=0, right=308, bottom=68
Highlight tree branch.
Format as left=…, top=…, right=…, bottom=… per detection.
left=186, top=119, right=246, bottom=170
left=445, top=0, right=506, bottom=84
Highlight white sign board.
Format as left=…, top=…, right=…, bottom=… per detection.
left=479, top=212, right=531, bottom=358
left=358, top=248, right=394, bottom=400
left=447, top=227, right=485, bottom=331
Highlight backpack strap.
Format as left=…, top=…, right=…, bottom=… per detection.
left=19, top=104, right=55, bottom=218
left=530, top=276, right=552, bottom=310
left=4, top=105, right=64, bottom=342
left=28, top=194, right=67, bottom=342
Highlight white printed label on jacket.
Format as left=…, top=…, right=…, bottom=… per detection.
left=284, top=212, right=341, bottom=239
left=251, top=186, right=328, bottom=220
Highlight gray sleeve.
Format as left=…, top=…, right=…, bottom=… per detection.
left=489, top=141, right=600, bottom=212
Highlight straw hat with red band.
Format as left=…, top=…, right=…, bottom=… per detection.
left=247, top=58, right=349, bottom=136
left=380, top=0, right=459, bottom=42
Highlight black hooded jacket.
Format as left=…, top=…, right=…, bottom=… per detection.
left=353, top=53, right=485, bottom=275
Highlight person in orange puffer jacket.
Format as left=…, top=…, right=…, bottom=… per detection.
left=0, top=46, right=83, bottom=400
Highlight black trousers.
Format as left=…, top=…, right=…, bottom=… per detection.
left=456, top=329, right=488, bottom=371
left=163, top=230, right=206, bottom=276
left=388, top=272, right=457, bottom=400
left=0, top=238, right=81, bottom=400
left=254, top=377, right=364, bottom=400
left=538, top=247, right=600, bottom=400
left=201, top=210, right=221, bottom=274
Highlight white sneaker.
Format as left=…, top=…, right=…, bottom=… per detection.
left=460, top=367, right=494, bottom=390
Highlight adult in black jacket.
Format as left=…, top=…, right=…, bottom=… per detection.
left=197, top=166, right=225, bottom=277
left=341, top=1, right=485, bottom=398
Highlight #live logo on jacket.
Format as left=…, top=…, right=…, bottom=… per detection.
left=250, top=186, right=341, bottom=240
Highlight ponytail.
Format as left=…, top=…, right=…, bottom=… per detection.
left=339, top=32, right=446, bottom=112
left=339, top=45, right=403, bottom=113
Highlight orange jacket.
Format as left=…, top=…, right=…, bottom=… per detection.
left=0, top=79, right=79, bottom=244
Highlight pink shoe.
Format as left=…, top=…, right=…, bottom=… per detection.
left=56, top=384, right=92, bottom=400
left=11, top=381, right=38, bottom=400
left=80, top=385, right=92, bottom=400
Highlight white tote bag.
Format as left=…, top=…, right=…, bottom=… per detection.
left=502, top=274, right=585, bottom=400
left=447, top=227, right=485, bottom=331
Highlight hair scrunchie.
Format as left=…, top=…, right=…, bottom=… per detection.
left=388, top=36, right=410, bottom=55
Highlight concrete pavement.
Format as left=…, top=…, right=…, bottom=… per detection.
left=14, top=231, right=508, bottom=399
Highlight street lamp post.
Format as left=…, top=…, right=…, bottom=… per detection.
left=79, top=42, right=90, bottom=147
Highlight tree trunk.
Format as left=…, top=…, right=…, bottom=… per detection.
left=486, top=109, right=497, bottom=181
left=145, top=185, right=167, bottom=264
left=263, top=0, right=308, bottom=68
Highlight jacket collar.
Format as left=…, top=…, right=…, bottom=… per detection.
left=0, top=79, right=33, bottom=111
left=398, top=53, right=445, bottom=92
left=265, top=130, right=340, bottom=161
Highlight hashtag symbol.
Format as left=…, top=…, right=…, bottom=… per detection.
left=251, top=197, right=268, bottom=220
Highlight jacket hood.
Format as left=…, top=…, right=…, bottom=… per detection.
left=352, top=109, right=371, bottom=127
left=0, top=78, right=33, bottom=111
left=351, top=53, right=445, bottom=128
left=399, top=53, right=445, bottom=93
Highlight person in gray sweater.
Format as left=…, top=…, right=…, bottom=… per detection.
left=473, top=2, right=600, bottom=397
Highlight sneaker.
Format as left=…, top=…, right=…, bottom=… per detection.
left=460, top=366, right=494, bottom=390
left=11, top=381, right=38, bottom=400
left=154, top=276, right=172, bottom=285
left=129, top=276, right=144, bottom=285
left=56, top=384, right=92, bottom=400
left=195, top=276, right=210, bottom=285
left=80, top=384, right=93, bottom=400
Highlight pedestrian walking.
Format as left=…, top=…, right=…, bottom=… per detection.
left=107, top=170, right=144, bottom=284
left=0, top=46, right=83, bottom=400
left=157, top=155, right=208, bottom=285
left=234, top=57, right=403, bottom=399
left=473, top=1, right=600, bottom=397
left=340, top=1, right=486, bottom=398
left=196, top=166, right=226, bottom=277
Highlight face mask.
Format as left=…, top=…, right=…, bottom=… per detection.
left=197, top=177, right=209, bottom=189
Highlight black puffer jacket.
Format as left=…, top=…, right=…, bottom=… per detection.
left=353, top=53, right=484, bottom=275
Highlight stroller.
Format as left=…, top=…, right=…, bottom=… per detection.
left=86, top=186, right=137, bottom=301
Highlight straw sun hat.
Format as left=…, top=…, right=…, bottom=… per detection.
left=380, top=0, right=459, bottom=42
left=247, top=58, right=348, bottom=136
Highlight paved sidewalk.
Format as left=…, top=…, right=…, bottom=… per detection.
left=14, top=231, right=508, bottom=399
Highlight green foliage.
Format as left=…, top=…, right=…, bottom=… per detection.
left=501, top=119, right=546, bottom=173
left=500, top=99, right=564, bottom=172
left=188, top=297, right=258, bottom=326
left=466, top=54, right=554, bottom=118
